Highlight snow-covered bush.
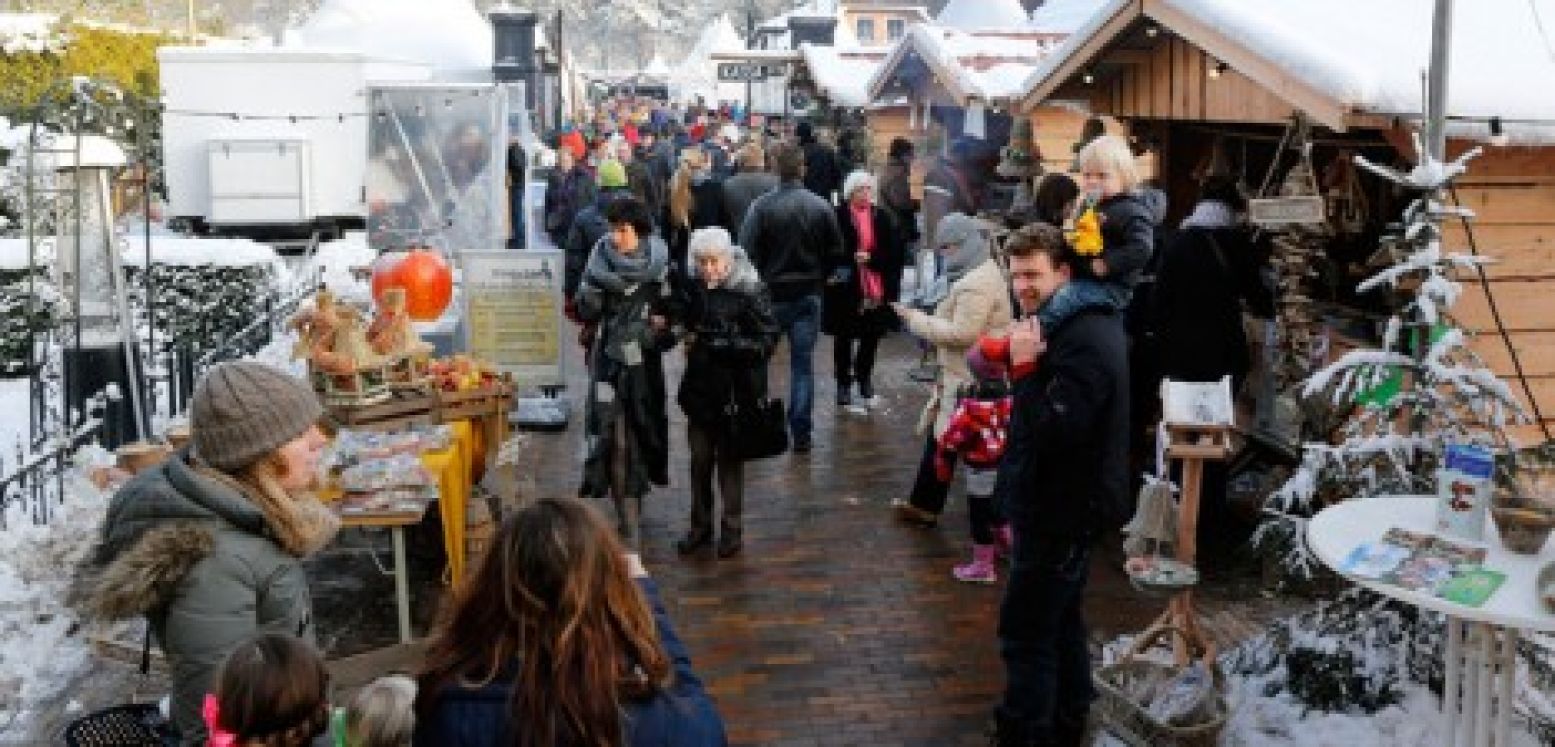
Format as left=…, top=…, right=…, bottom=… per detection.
left=0, top=263, right=56, bottom=376
left=124, top=258, right=280, bottom=363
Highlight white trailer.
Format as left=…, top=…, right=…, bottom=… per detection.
left=158, top=46, right=431, bottom=238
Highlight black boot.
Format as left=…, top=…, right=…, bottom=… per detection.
left=675, top=529, right=712, bottom=556
left=989, top=710, right=1051, bottom=747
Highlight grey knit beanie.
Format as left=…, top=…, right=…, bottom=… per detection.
left=191, top=361, right=323, bottom=471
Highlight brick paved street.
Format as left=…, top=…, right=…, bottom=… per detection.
left=22, top=331, right=1292, bottom=745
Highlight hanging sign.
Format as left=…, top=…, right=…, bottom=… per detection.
left=718, top=63, right=787, bottom=81
left=1248, top=196, right=1326, bottom=227
left=461, top=250, right=566, bottom=388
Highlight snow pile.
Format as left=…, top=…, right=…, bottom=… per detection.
left=0, top=448, right=113, bottom=732
left=0, top=13, right=67, bottom=55
left=285, top=0, right=493, bottom=79
left=296, top=231, right=375, bottom=305
left=936, top=0, right=1031, bottom=30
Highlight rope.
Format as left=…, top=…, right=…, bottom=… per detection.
left=1446, top=183, right=1555, bottom=444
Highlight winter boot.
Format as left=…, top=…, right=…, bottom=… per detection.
left=953, top=544, right=999, bottom=584
left=993, top=523, right=1015, bottom=560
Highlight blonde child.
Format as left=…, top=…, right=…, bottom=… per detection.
left=345, top=675, right=417, bottom=747
left=1036, top=134, right=1160, bottom=332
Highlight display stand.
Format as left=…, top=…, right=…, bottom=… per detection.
left=1146, top=420, right=1233, bottom=665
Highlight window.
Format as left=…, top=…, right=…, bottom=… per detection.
left=856, top=18, right=875, bottom=43
left=887, top=19, right=906, bottom=41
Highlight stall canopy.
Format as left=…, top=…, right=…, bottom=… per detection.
left=670, top=14, right=747, bottom=105
left=1018, top=0, right=1555, bottom=144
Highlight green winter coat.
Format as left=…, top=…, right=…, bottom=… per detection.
left=89, top=450, right=335, bottom=746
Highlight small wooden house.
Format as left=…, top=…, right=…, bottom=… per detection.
left=1018, top=0, right=1555, bottom=445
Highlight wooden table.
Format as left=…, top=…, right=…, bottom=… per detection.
left=339, top=502, right=432, bottom=643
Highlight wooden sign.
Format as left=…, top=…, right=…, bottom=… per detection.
left=1248, top=196, right=1326, bottom=227
left=718, top=62, right=786, bottom=81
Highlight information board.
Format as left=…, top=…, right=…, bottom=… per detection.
left=461, top=251, right=566, bottom=388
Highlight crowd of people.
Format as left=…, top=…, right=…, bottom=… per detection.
left=85, top=95, right=1275, bottom=746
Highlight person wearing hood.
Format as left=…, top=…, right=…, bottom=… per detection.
left=574, top=196, right=679, bottom=550
left=89, top=361, right=340, bottom=746
left=564, top=159, right=634, bottom=300
left=666, top=148, right=726, bottom=272
left=674, top=228, right=778, bottom=559
left=796, top=121, right=843, bottom=204
left=890, top=213, right=1014, bottom=526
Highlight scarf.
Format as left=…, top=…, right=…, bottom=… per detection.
left=851, top=203, right=883, bottom=304
left=583, top=233, right=669, bottom=295
left=1180, top=199, right=1239, bottom=230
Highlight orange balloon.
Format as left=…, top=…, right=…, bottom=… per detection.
left=372, top=249, right=453, bottom=321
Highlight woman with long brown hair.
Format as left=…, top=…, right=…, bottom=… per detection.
left=414, top=497, right=725, bottom=747
left=665, top=147, right=725, bottom=271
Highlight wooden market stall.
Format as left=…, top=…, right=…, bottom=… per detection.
left=1017, top=0, right=1555, bottom=447
left=866, top=19, right=1093, bottom=203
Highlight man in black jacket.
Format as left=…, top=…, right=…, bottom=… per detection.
left=720, top=143, right=778, bottom=235
left=738, top=142, right=845, bottom=452
left=993, top=223, right=1129, bottom=747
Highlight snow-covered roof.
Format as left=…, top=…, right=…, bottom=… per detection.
left=1026, top=0, right=1109, bottom=33
left=867, top=22, right=1064, bottom=106
left=1020, top=0, right=1555, bottom=144
left=286, top=0, right=493, bottom=79
left=799, top=44, right=887, bottom=108
left=935, top=0, right=1030, bottom=30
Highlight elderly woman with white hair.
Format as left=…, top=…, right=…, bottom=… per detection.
left=823, top=169, right=907, bottom=410
left=674, top=227, right=778, bottom=558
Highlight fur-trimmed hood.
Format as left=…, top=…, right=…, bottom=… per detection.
left=88, top=449, right=338, bottom=619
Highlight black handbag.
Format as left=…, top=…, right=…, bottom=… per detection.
left=724, top=397, right=789, bottom=460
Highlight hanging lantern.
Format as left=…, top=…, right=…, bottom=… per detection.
left=372, top=248, right=453, bottom=321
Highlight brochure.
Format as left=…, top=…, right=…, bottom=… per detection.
left=1339, top=527, right=1500, bottom=607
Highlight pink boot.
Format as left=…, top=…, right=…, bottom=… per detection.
left=993, top=524, right=1014, bottom=560
left=953, top=545, right=999, bottom=585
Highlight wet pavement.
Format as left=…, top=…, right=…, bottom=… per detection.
left=24, top=329, right=1296, bottom=745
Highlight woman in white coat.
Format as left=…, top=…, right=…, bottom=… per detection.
left=889, top=212, right=1014, bottom=526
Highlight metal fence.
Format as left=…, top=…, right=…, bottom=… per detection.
left=0, top=387, right=112, bottom=530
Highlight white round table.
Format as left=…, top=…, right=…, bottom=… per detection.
left=1308, top=494, right=1555, bottom=747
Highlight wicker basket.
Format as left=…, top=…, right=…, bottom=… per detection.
left=1095, top=625, right=1228, bottom=747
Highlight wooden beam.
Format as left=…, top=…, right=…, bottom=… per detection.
left=1142, top=0, right=1350, bottom=131
left=1108, top=49, right=1154, bottom=65
left=1020, top=0, right=1144, bottom=111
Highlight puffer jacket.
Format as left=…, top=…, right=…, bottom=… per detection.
left=1094, top=189, right=1164, bottom=298
left=900, top=259, right=1014, bottom=438
left=89, top=450, right=335, bottom=746
left=737, top=182, right=846, bottom=301
left=677, top=252, right=779, bottom=428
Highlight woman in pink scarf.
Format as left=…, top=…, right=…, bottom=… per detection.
left=822, top=171, right=908, bottom=411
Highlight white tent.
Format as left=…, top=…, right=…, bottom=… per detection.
left=936, top=0, right=1031, bottom=30
left=286, top=0, right=494, bottom=81
left=670, top=14, right=746, bottom=105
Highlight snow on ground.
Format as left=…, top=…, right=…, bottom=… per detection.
left=0, top=447, right=113, bottom=735
left=0, top=378, right=27, bottom=455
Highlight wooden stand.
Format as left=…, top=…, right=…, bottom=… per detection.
left=1145, top=421, right=1233, bottom=666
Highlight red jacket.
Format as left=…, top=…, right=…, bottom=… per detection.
left=934, top=395, right=1012, bottom=480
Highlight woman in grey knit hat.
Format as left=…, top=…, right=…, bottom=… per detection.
left=89, top=361, right=339, bottom=746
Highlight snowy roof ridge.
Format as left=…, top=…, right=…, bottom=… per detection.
left=935, top=0, right=1030, bottom=30
left=866, top=21, right=1061, bottom=106
left=1018, top=0, right=1555, bottom=145
left=799, top=43, right=888, bottom=108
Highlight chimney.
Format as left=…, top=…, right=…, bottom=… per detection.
left=491, top=7, right=540, bottom=106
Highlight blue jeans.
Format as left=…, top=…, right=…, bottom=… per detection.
left=1036, top=278, right=1127, bottom=332
left=771, top=294, right=820, bottom=443
left=998, top=533, right=1096, bottom=738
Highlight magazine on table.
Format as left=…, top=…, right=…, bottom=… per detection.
left=1338, top=527, right=1505, bottom=607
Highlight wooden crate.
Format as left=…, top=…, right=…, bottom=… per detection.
left=327, top=389, right=438, bottom=431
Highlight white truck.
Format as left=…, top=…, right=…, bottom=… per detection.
left=158, top=45, right=431, bottom=239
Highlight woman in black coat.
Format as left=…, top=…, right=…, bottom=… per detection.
left=824, top=171, right=907, bottom=409
left=675, top=228, right=778, bottom=559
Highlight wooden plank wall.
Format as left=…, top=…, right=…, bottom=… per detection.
left=1442, top=145, right=1555, bottom=445
left=1103, top=37, right=1298, bottom=125
left=1029, top=105, right=1090, bottom=174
